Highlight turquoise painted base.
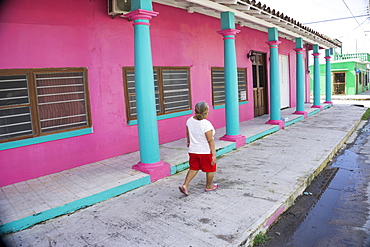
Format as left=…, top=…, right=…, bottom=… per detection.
left=246, top=126, right=280, bottom=143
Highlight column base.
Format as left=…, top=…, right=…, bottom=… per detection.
left=220, top=134, right=246, bottom=148
left=324, top=101, right=333, bottom=105
left=293, top=111, right=308, bottom=118
left=132, top=160, right=171, bottom=182
left=311, top=105, right=323, bottom=111
left=266, top=119, right=285, bottom=129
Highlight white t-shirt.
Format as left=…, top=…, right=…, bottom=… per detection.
left=186, top=116, right=215, bottom=154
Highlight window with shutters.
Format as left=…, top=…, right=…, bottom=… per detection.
left=123, top=67, right=191, bottom=121
left=0, top=68, right=91, bottom=143
left=211, top=67, right=248, bottom=106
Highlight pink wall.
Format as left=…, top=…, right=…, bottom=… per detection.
left=0, top=0, right=300, bottom=186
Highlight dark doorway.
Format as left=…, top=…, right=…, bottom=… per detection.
left=333, top=72, right=346, bottom=95
left=252, top=52, right=268, bottom=117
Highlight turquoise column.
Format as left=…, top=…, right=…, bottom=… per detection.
left=293, top=38, right=308, bottom=118
left=217, top=12, right=246, bottom=148
left=266, top=28, right=284, bottom=129
left=312, top=44, right=322, bottom=110
left=324, top=49, right=333, bottom=105
left=125, top=0, right=170, bottom=182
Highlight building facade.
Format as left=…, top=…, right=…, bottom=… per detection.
left=310, top=53, right=370, bottom=95
left=0, top=0, right=340, bottom=186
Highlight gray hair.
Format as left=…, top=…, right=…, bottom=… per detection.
left=195, top=102, right=209, bottom=120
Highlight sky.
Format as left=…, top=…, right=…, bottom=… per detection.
left=259, top=0, right=370, bottom=54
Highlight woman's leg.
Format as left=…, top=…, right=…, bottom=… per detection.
left=183, top=169, right=199, bottom=190
left=205, top=172, right=214, bottom=190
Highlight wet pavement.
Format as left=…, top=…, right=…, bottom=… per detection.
left=264, top=119, right=370, bottom=247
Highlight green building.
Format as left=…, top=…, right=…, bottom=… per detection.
left=310, top=53, right=370, bottom=95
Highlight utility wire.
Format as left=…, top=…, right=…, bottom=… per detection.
left=342, top=0, right=366, bottom=33
left=303, top=14, right=368, bottom=24
left=338, top=17, right=370, bottom=38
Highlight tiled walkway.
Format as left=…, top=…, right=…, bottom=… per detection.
left=0, top=104, right=323, bottom=232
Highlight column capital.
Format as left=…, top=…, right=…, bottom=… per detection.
left=124, top=9, right=159, bottom=22
left=295, top=37, right=304, bottom=49
left=221, top=11, right=236, bottom=29
left=266, top=40, right=282, bottom=47
left=268, top=27, right=279, bottom=41
left=313, top=44, right=320, bottom=53
left=217, top=28, right=240, bottom=38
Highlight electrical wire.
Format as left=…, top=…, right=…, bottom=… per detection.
left=342, top=0, right=367, bottom=33
left=303, top=14, right=368, bottom=24
left=338, top=17, right=370, bottom=38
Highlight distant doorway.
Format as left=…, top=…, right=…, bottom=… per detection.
left=279, top=54, right=290, bottom=109
left=252, top=52, right=268, bottom=117
left=333, top=72, right=345, bottom=95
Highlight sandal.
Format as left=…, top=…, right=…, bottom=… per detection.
left=179, top=186, right=189, bottom=196
left=205, top=184, right=219, bottom=192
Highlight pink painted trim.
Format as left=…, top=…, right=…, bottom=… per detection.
left=293, top=111, right=308, bottom=118
left=311, top=105, right=323, bottom=111
left=266, top=119, right=285, bottom=129
left=324, top=101, right=333, bottom=105
left=312, top=52, right=320, bottom=58
left=324, top=56, right=331, bottom=60
left=266, top=40, right=282, bottom=46
left=264, top=206, right=285, bottom=228
left=133, top=22, right=151, bottom=26
left=217, top=28, right=240, bottom=36
left=220, top=134, right=246, bottom=148
left=132, top=160, right=171, bottom=182
left=224, top=37, right=235, bottom=40
left=124, top=9, right=159, bottom=21
left=293, top=48, right=304, bottom=54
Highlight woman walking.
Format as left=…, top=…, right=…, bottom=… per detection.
left=179, top=102, right=218, bottom=196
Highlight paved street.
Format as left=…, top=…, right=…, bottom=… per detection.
left=0, top=102, right=368, bottom=246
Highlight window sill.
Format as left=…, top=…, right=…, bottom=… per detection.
left=213, top=101, right=249, bottom=110
left=128, top=110, right=193, bottom=126
left=0, top=128, right=93, bottom=151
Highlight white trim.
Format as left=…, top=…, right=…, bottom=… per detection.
left=153, top=0, right=340, bottom=48
left=331, top=69, right=349, bottom=71
left=332, top=58, right=370, bottom=64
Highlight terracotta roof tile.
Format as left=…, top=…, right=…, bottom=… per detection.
left=237, top=0, right=341, bottom=47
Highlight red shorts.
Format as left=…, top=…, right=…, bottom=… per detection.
left=189, top=153, right=216, bottom=172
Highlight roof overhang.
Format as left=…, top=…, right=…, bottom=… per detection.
left=154, top=0, right=342, bottom=49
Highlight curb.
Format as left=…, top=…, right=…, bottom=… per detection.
left=0, top=176, right=150, bottom=235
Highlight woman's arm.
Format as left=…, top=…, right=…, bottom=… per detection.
left=205, top=130, right=216, bottom=165
left=186, top=126, right=190, bottom=147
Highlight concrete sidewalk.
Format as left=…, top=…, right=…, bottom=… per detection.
left=317, top=89, right=370, bottom=101
left=0, top=103, right=368, bottom=246
left=0, top=104, right=320, bottom=233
